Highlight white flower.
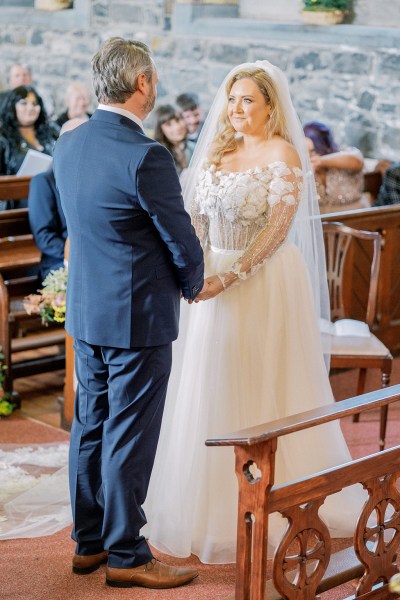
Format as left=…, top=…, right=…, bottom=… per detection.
left=282, top=193, right=296, bottom=205
left=269, top=177, right=292, bottom=195
left=241, top=205, right=259, bottom=220
left=269, top=161, right=292, bottom=177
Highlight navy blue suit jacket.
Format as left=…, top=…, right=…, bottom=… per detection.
left=53, top=109, right=204, bottom=349
left=28, top=167, right=68, bottom=282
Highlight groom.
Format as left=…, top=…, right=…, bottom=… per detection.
left=53, top=37, right=204, bottom=589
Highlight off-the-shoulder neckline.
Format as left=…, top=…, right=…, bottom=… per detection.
left=209, top=161, right=302, bottom=175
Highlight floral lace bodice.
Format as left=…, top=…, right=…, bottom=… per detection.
left=190, top=161, right=303, bottom=286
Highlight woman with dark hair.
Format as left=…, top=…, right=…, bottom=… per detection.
left=0, top=85, right=59, bottom=177
left=153, top=104, right=195, bottom=176
left=303, top=120, right=366, bottom=213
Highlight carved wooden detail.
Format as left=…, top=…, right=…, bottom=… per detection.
left=355, top=472, right=400, bottom=596
left=234, top=440, right=277, bottom=600
left=207, top=386, right=400, bottom=600
left=273, top=499, right=331, bottom=599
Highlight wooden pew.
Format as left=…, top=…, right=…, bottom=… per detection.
left=323, top=205, right=400, bottom=355
left=207, top=385, right=400, bottom=600
left=0, top=175, right=65, bottom=403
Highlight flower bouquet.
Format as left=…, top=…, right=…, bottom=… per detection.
left=23, top=267, right=67, bottom=326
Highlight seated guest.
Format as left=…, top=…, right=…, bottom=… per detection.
left=373, top=162, right=400, bottom=206
left=304, top=120, right=367, bottom=214
left=0, top=63, right=33, bottom=113
left=0, top=63, right=54, bottom=117
left=28, top=118, right=86, bottom=283
left=153, top=104, right=195, bottom=176
left=28, top=166, right=67, bottom=283
left=6, top=63, right=32, bottom=88
left=55, top=81, right=92, bottom=128
left=175, top=92, right=204, bottom=143
left=0, top=85, right=59, bottom=176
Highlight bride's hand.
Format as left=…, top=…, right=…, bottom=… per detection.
left=196, top=275, right=224, bottom=301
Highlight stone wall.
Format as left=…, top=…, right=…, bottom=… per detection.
left=0, top=0, right=399, bottom=159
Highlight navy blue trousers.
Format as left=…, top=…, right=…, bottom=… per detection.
left=70, top=339, right=172, bottom=569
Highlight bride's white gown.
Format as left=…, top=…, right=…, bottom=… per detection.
left=143, top=161, right=366, bottom=564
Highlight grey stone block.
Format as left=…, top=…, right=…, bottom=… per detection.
left=345, top=115, right=376, bottom=156
left=209, top=65, right=234, bottom=90
left=377, top=103, right=397, bottom=114
left=382, top=125, right=400, bottom=154
left=378, top=53, right=400, bottom=76
left=92, top=2, right=109, bottom=18
left=247, top=45, right=289, bottom=71
left=293, top=51, right=326, bottom=71
left=153, top=37, right=176, bottom=59
left=31, top=29, right=44, bottom=45
left=332, top=52, right=371, bottom=75
left=174, top=38, right=205, bottom=62
left=208, top=43, right=248, bottom=65
left=358, top=90, right=375, bottom=110
left=112, top=4, right=143, bottom=24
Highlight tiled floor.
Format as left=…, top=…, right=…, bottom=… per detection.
left=14, top=369, right=65, bottom=429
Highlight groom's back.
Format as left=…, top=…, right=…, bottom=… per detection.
left=53, top=111, right=182, bottom=349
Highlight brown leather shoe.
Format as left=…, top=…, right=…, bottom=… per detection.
left=72, top=551, right=108, bottom=574
left=106, top=558, right=199, bottom=589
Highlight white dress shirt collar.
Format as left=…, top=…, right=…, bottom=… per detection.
left=97, top=104, right=143, bottom=130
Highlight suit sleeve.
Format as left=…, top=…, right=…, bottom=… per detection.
left=136, top=143, right=204, bottom=300
left=28, top=173, right=66, bottom=261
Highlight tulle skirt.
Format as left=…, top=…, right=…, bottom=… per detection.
left=143, top=242, right=366, bottom=563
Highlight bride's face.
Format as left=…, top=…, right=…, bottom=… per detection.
left=227, top=78, right=271, bottom=136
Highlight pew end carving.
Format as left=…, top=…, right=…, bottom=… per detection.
left=207, top=385, right=400, bottom=600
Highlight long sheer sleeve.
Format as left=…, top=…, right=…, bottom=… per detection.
left=190, top=191, right=209, bottom=250
left=218, top=164, right=302, bottom=289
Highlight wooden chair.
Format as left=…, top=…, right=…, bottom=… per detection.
left=363, top=171, right=382, bottom=203
left=322, top=221, right=393, bottom=450
left=0, top=175, right=65, bottom=403
left=207, top=385, right=400, bottom=600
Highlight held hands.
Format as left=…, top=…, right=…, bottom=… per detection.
left=195, top=275, right=224, bottom=302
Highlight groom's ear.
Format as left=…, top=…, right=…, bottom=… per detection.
left=136, top=72, right=148, bottom=94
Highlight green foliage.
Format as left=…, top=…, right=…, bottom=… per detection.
left=0, top=347, right=15, bottom=416
left=303, top=0, right=349, bottom=10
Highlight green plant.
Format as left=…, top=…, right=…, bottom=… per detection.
left=0, top=347, right=15, bottom=416
left=303, top=0, right=349, bottom=10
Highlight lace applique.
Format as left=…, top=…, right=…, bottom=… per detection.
left=193, top=162, right=302, bottom=227
left=190, top=162, right=303, bottom=287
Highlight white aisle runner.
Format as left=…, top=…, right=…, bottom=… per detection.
left=0, top=443, right=71, bottom=539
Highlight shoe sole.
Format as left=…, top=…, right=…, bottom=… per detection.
left=72, top=560, right=107, bottom=575
left=106, top=574, right=198, bottom=589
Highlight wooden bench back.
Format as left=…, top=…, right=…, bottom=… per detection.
left=207, top=385, right=400, bottom=600
left=0, top=177, right=40, bottom=274
left=0, top=175, right=31, bottom=202
left=0, top=207, right=31, bottom=238
left=0, top=175, right=65, bottom=399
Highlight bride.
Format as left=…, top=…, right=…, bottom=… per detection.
left=143, top=61, right=366, bottom=563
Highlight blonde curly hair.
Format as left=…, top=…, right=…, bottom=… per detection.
left=208, top=67, right=291, bottom=166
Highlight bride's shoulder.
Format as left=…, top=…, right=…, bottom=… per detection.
left=264, top=137, right=301, bottom=170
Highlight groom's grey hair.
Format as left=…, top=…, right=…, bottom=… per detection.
left=92, top=37, right=153, bottom=104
